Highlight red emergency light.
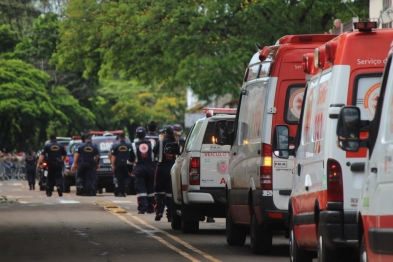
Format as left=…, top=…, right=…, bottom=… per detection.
left=325, top=41, right=337, bottom=64
left=72, top=136, right=81, bottom=140
left=354, top=22, right=378, bottom=31
left=314, top=46, right=326, bottom=69
left=202, top=108, right=237, bottom=117
left=90, top=130, right=124, bottom=135
left=302, top=53, right=314, bottom=74
left=259, top=46, right=270, bottom=62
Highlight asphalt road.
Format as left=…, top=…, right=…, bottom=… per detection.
left=0, top=179, right=299, bottom=262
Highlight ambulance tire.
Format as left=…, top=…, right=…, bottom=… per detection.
left=318, top=225, right=342, bottom=262
left=359, top=233, right=367, bottom=262
left=171, top=199, right=181, bottom=230
left=226, top=204, right=247, bottom=246
left=289, top=218, right=313, bottom=262
left=250, top=213, right=272, bottom=254
left=181, top=219, right=199, bottom=233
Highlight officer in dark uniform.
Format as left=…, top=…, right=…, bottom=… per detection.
left=127, top=127, right=156, bottom=214
left=75, top=134, right=85, bottom=196
left=145, top=120, right=159, bottom=145
left=72, top=134, right=99, bottom=196
left=25, top=150, right=36, bottom=190
left=111, top=133, right=132, bottom=197
left=153, top=125, right=178, bottom=222
left=173, top=124, right=185, bottom=150
left=108, top=135, right=121, bottom=196
left=36, top=134, right=67, bottom=197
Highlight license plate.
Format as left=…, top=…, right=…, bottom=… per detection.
left=99, top=167, right=111, bottom=171
left=44, top=171, right=48, bottom=177
left=103, top=159, right=110, bottom=164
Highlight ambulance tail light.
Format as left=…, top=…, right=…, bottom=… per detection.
left=189, top=157, right=200, bottom=185
left=325, top=42, right=337, bottom=64
left=65, top=156, right=69, bottom=165
left=260, top=143, right=273, bottom=191
left=314, top=46, right=326, bottom=69
left=327, top=159, right=343, bottom=202
left=354, top=22, right=378, bottom=31
left=302, top=53, right=313, bottom=74
left=259, top=46, right=269, bottom=62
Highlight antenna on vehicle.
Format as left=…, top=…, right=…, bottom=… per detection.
left=255, top=42, right=262, bottom=51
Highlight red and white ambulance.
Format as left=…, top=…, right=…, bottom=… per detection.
left=213, top=34, right=337, bottom=254
left=273, top=22, right=393, bottom=262
left=336, top=42, right=393, bottom=261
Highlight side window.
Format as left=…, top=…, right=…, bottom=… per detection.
left=302, top=79, right=317, bottom=145
left=246, top=64, right=261, bottom=82
left=353, top=73, right=382, bottom=121
left=285, top=85, right=305, bottom=124
left=185, top=122, right=203, bottom=151
left=203, top=120, right=235, bottom=144
left=237, top=82, right=267, bottom=145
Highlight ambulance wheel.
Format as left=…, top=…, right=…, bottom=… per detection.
left=226, top=204, right=247, bottom=246
left=171, top=200, right=181, bottom=230
left=250, top=213, right=272, bottom=254
left=289, top=218, right=313, bottom=262
left=181, top=219, right=199, bottom=233
left=318, top=225, right=338, bottom=262
left=360, top=233, right=367, bottom=262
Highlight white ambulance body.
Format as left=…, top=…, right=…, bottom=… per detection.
left=273, top=22, right=393, bottom=262
left=170, top=108, right=236, bottom=233
left=337, top=43, right=393, bottom=262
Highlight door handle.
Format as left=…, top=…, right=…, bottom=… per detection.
left=233, top=152, right=236, bottom=155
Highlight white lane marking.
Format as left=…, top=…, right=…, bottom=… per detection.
left=4, top=195, right=34, bottom=198
left=58, top=200, right=80, bottom=204
left=112, top=200, right=132, bottom=203
left=19, top=201, right=28, bottom=204
left=0, top=183, right=2, bottom=186
left=12, top=183, right=23, bottom=186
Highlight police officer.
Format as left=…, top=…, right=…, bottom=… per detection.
left=36, top=135, right=67, bottom=197
left=173, top=124, right=185, bottom=150
left=153, top=125, right=178, bottom=222
left=127, top=127, right=156, bottom=214
left=25, top=150, right=36, bottom=190
left=72, top=134, right=99, bottom=196
left=111, top=133, right=132, bottom=197
left=108, top=134, right=120, bottom=196
left=75, top=134, right=85, bottom=196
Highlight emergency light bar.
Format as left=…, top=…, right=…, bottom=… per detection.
left=202, top=108, right=237, bottom=117
left=90, top=130, right=124, bottom=135
left=354, top=22, right=377, bottom=31
left=71, top=136, right=81, bottom=140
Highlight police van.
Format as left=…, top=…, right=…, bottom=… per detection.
left=273, top=22, right=393, bottom=261
left=166, top=108, right=236, bottom=233
left=213, top=34, right=337, bottom=254
left=336, top=42, right=393, bottom=262
left=91, top=130, right=131, bottom=194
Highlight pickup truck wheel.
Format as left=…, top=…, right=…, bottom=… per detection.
left=250, top=213, right=272, bottom=254
left=181, top=219, right=199, bottom=233
left=289, top=218, right=313, bottom=262
left=171, top=199, right=181, bottom=230
left=226, top=205, right=247, bottom=246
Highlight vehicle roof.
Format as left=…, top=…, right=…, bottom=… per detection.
left=195, top=114, right=236, bottom=123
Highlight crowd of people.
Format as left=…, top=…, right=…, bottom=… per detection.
left=0, top=151, right=32, bottom=181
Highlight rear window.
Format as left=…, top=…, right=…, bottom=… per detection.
left=285, top=85, right=306, bottom=124
left=185, top=122, right=203, bottom=151
left=353, top=73, right=382, bottom=121
left=203, top=121, right=234, bottom=144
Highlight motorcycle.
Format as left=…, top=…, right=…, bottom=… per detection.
left=38, top=162, right=48, bottom=191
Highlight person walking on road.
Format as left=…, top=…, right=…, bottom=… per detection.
left=36, top=135, right=67, bottom=197
left=153, top=125, right=178, bottom=222
left=128, top=127, right=156, bottom=214
left=72, top=134, right=100, bottom=196
left=25, top=150, right=36, bottom=190
left=111, top=133, right=132, bottom=197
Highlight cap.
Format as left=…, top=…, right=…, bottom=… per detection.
left=163, top=125, right=174, bottom=136
left=119, top=132, right=126, bottom=138
left=49, top=134, right=56, bottom=140
left=158, top=129, right=164, bottom=134
left=85, top=133, right=92, bottom=139
left=136, top=126, right=146, bottom=134
left=173, top=124, right=183, bottom=132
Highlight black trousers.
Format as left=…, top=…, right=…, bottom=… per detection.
left=134, top=165, right=155, bottom=212
left=154, top=164, right=172, bottom=218
left=115, top=163, right=128, bottom=195
left=26, top=167, right=36, bottom=186
left=47, top=164, right=63, bottom=191
left=77, top=162, right=95, bottom=191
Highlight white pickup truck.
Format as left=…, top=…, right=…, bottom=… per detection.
left=168, top=108, right=236, bottom=233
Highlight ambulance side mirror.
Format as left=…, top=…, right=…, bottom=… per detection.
left=164, top=142, right=180, bottom=155
left=214, top=120, right=231, bottom=145
left=272, top=125, right=290, bottom=159
left=336, top=106, right=361, bottom=152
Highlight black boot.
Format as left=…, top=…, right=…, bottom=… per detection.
left=32, top=185, right=35, bottom=190
left=57, top=187, right=63, bottom=197
left=46, top=189, right=52, bottom=197
left=29, top=185, right=32, bottom=190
